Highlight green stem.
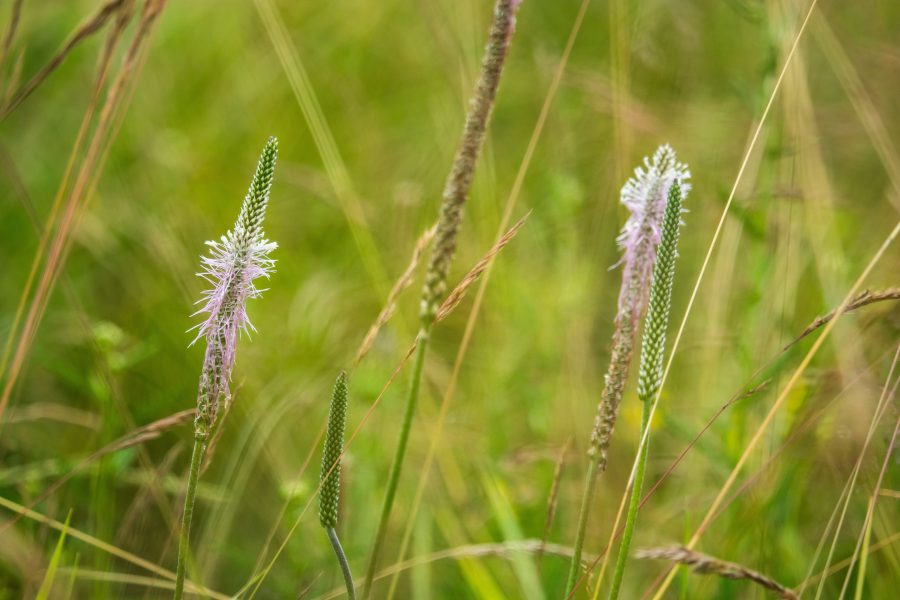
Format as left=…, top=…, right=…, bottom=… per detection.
left=608, top=400, right=651, bottom=600
left=566, top=454, right=599, bottom=594
left=327, top=527, right=357, bottom=600
left=362, top=328, right=430, bottom=599
left=566, top=313, right=635, bottom=596
left=174, top=435, right=206, bottom=600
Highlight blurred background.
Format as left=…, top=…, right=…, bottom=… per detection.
left=1, top=0, right=898, bottom=597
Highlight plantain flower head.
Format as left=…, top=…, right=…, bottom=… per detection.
left=190, top=137, right=278, bottom=436
left=616, top=144, right=690, bottom=321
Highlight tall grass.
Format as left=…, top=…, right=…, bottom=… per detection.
left=2, top=1, right=900, bottom=598
left=362, top=1, right=522, bottom=596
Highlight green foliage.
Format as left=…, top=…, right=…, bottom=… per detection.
left=1, top=1, right=899, bottom=598
left=35, top=511, right=70, bottom=600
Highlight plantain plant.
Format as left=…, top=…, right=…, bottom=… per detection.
left=319, top=371, right=355, bottom=599
left=174, top=137, right=279, bottom=600
left=608, top=176, right=687, bottom=600
left=566, top=145, right=690, bottom=594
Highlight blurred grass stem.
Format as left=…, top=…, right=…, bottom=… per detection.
left=364, top=331, right=428, bottom=597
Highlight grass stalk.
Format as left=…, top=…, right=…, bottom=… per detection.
left=607, top=401, right=650, bottom=599
left=361, top=2, right=520, bottom=596
left=636, top=546, right=798, bottom=599
left=174, top=434, right=205, bottom=600
left=363, top=329, right=428, bottom=596
left=566, top=454, right=599, bottom=592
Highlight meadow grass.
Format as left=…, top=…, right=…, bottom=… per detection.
left=1, top=0, right=899, bottom=598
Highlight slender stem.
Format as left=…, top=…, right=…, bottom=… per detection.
left=174, top=435, right=206, bottom=600
left=362, top=4, right=518, bottom=594
left=608, top=400, right=652, bottom=600
left=362, top=328, right=429, bottom=599
left=567, top=312, right=636, bottom=596
left=327, top=527, right=357, bottom=600
left=566, top=454, right=599, bottom=593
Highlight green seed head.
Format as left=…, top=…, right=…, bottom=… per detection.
left=235, top=136, right=278, bottom=245
left=637, top=180, right=684, bottom=404
left=319, top=371, right=349, bottom=529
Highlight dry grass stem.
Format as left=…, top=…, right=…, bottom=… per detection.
left=538, top=438, right=571, bottom=569
left=354, top=225, right=436, bottom=366
left=0, top=0, right=167, bottom=426
left=634, top=546, right=797, bottom=600
left=0, top=495, right=224, bottom=597
left=0, top=409, right=194, bottom=536
left=636, top=546, right=797, bottom=599
left=0, top=0, right=24, bottom=76
left=435, top=211, right=530, bottom=322
left=2, top=0, right=130, bottom=118
left=0, top=2, right=132, bottom=383
left=785, top=287, right=900, bottom=349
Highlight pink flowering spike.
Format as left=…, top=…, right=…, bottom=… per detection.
left=191, top=137, right=279, bottom=438
left=616, top=144, right=690, bottom=321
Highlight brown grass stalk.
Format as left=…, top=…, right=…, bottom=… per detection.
left=0, top=409, right=194, bottom=536
left=435, top=211, right=530, bottom=322
left=538, top=438, right=571, bottom=569
left=785, top=287, right=900, bottom=350
left=354, top=225, right=436, bottom=367
left=636, top=546, right=797, bottom=599
left=0, top=0, right=166, bottom=427
left=1, top=0, right=130, bottom=118
left=0, top=0, right=24, bottom=78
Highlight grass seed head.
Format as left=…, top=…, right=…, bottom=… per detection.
left=419, top=0, right=522, bottom=324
